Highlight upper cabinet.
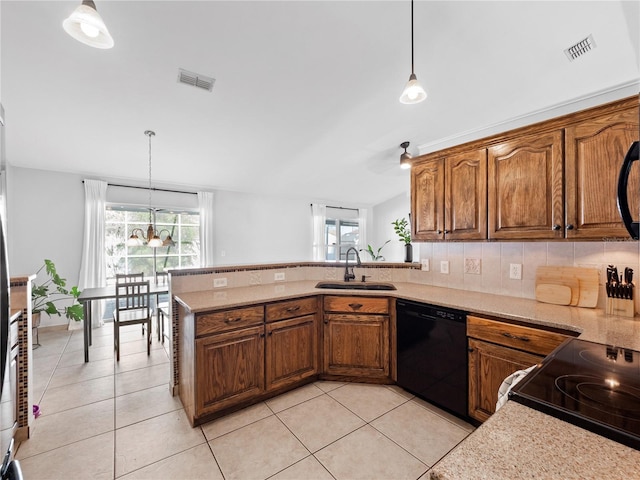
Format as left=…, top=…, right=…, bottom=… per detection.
left=565, top=104, right=640, bottom=239
left=488, top=130, right=564, bottom=240
left=410, top=95, right=639, bottom=242
left=412, top=148, right=487, bottom=241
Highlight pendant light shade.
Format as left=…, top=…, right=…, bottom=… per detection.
left=399, top=0, right=427, bottom=105
left=400, top=141, right=412, bottom=169
left=400, top=73, right=427, bottom=105
left=63, top=0, right=114, bottom=49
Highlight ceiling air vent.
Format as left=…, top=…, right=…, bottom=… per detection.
left=564, top=34, right=596, bottom=61
left=177, top=69, right=215, bottom=92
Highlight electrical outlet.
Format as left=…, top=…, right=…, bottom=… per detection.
left=509, top=263, right=522, bottom=280
left=274, top=272, right=285, bottom=281
left=213, top=277, right=227, bottom=288
left=421, top=259, right=430, bottom=271
left=440, top=260, right=449, bottom=274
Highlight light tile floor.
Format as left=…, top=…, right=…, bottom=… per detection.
left=17, top=324, right=474, bottom=480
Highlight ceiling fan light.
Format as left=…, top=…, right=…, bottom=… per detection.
left=400, top=153, right=412, bottom=169
left=399, top=73, right=427, bottom=104
left=63, top=1, right=114, bottom=49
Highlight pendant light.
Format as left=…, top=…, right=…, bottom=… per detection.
left=126, top=131, right=176, bottom=249
left=63, top=0, right=114, bottom=49
left=400, top=141, right=412, bottom=169
left=399, top=0, right=427, bottom=104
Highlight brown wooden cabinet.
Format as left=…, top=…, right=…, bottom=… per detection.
left=323, top=296, right=390, bottom=379
left=412, top=148, right=487, bottom=241
left=195, top=324, right=265, bottom=416
left=467, top=315, right=571, bottom=423
left=411, top=96, right=639, bottom=241
left=265, top=297, right=319, bottom=391
left=565, top=102, right=640, bottom=239
left=183, top=296, right=319, bottom=425
left=488, top=130, right=564, bottom=240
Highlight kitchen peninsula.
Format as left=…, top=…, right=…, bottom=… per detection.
left=170, top=262, right=640, bottom=479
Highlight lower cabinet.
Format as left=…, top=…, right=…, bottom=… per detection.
left=265, top=314, right=319, bottom=391
left=189, top=296, right=319, bottom=424
left=322, top=296, right=390, bottom=379
left=196, top=325, right=265, bottom=415
left=467, top=315, right=571, bottom=423
left=467, top=337, right=542, bottom=423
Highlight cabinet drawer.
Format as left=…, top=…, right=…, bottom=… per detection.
left=196, top=306, right=264, bottom=337
left=323, top=296, right=389, bottom=314
left=467, top=315, right=570, bottom=356
left=266, top=297, right=317, bottom=322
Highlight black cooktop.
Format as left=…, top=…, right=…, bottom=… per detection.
left=509, top=337, right=640, bottom=450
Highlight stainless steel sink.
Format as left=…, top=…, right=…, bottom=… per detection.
left=314, top=281, right=396, bottom=291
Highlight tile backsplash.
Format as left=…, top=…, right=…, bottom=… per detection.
left=410, top=241, right=640, bottom=310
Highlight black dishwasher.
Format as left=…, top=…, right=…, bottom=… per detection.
left=396, top=299, right=468, bottom=419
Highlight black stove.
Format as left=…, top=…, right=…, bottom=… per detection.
left=509, top=337, right=640, bottom=450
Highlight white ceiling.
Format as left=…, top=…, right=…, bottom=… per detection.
left=1, top=1, right=639, bottom=206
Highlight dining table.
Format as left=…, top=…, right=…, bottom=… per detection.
left=78, top=282, right=169, bottom=362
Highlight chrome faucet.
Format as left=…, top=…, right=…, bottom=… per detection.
left=344, top=247, right=362, bottom=282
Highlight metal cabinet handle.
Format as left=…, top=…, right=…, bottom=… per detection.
left=348, top=303, right=363, bottom=310
left=502, top=332, right=530, bottom=342
left=224, top=317, right=243, bottom=324
left=437, top=230, right=443, bottom=234
left=285, top=306, right=301, bottom=313
left=324, top=320, right=329, bottom=325
left=552, top=224, right=561, bottom=231
left=444, top=229, right=450, bottom=234
left=566, top=224, right=574, bottom=230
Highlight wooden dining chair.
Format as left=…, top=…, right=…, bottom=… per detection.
left=116, top=272, right=146, bottom=335
left=113, top=280, right=151, bottom=361
left=155, top=272, right=169, bottom=342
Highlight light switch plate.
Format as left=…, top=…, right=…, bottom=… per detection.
left=274, top=272, right=285, bottom=281
left=421, top=259, right=430, bottom=271
left=440, top=261, right=449, bottom=274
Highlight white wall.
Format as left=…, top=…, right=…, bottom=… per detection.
left=214, top=190, right=313, bottom=265
left=6, top=166, right=319, bottom=325
left=371, top=192, right=417, bottom=263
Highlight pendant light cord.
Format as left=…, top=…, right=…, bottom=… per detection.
left=145, top=130, right=156, bottom=225
left=410, top=0, right=415, bottom=75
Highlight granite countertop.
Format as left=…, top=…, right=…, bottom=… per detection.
left=175, top=280, right=640, bottom=478
left=429, top=402, right=640, bottom=480
left=174, top=280, right=640, bottom=350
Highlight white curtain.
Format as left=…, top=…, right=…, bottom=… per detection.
left=198, top=191, right=215, bottom=267
left=78, top=179, right=107, bottom=328
left=311, top=203, right=326, bottom=261
left=358, top=208, right=367, bottom=253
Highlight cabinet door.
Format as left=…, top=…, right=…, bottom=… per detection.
left=565, top=105, right=640, bottom=239
left=488, top=130, right=564, bottom=239
left=468, top=338, right=542, bottom=423
left=323, top=313, right=389, bottom=378
left=195, top=325, right=264, bottom=416
left=445, top=148, right=487, bottom=240
left=411, top=158, right=445, bottom=241
left=265, top=314, right=318, bottom=391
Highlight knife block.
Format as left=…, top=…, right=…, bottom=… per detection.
left=605, top=297, right=635, bottom=318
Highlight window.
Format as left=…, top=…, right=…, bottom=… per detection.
left=324, top=207, right=361, bottom=261
left=105, top=206, right=200, bottom=279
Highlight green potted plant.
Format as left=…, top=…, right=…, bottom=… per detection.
left=392, top=217, right=413, bottom=262
left=360, top=240, right=390, bottom=261
left=31, top=259, right=84, bottom=326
